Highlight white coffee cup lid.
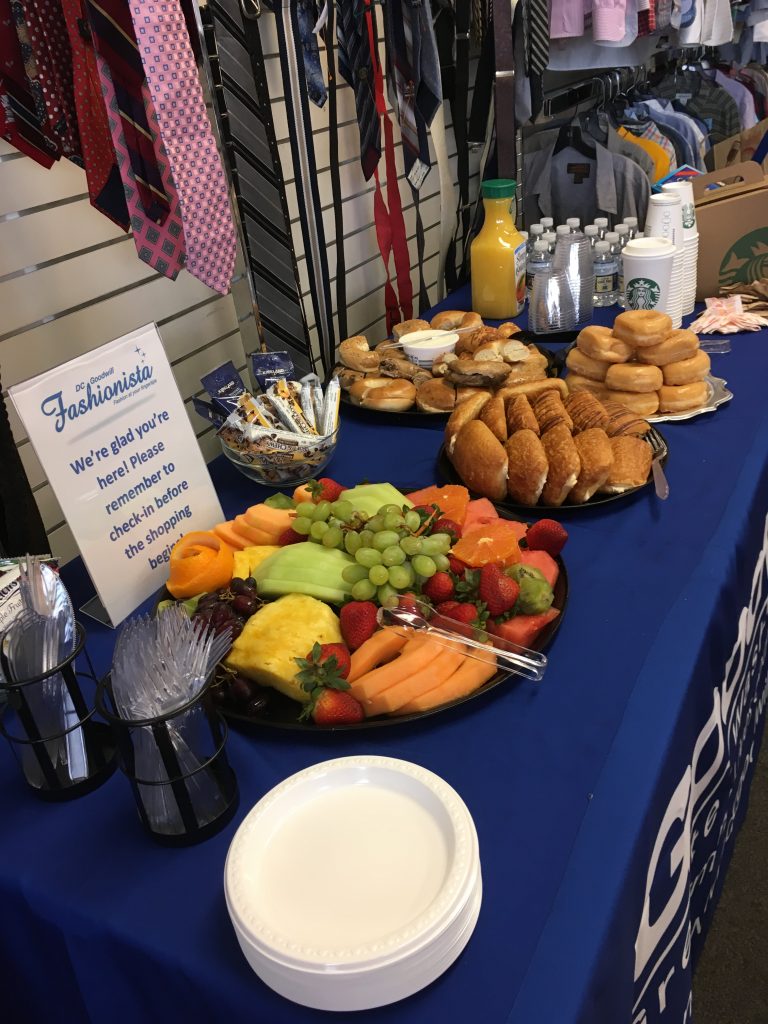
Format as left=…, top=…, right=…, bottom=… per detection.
left=649, top=192, right=681, bottom=206
left=623, top=237, right=676, bottom=258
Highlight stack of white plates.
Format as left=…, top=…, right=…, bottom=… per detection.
left=224, top=755, right=482, bottom=1011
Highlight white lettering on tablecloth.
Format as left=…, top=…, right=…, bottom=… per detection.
left=631, top=513, right=768, bottom=1023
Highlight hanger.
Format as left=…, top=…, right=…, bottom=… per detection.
left=553, top=108, right=596, bottom=158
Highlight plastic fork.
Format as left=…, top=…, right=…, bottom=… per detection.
left=647, top=428, right=670, bottom=501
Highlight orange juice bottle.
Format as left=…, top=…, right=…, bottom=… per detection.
left=470, top=179, right=527, bottom=318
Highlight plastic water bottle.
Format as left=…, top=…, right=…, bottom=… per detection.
left=593, top=241, right=618, bottom=306
left=556, top=225, right=571, bottom=239
left=624, top=216, right=638, bottom=240
left=541, top=217, right=554, bottom=232
left=584, top=225, right=599, bottom=247
left=614, top=225, right=629, bottom=305
left=594, top=217, right=609, bottom=239
left=542, top=231, right=557, bottom=253
left=528, top=224, right=544, bottom=253
left=566, top=217, right=581, bottom=233
left=526, top=240, right=553, bottom=301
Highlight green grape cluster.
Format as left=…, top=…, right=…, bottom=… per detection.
left=293, top=501, right=453, bottom=607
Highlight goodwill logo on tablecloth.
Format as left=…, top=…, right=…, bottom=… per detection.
left=632, top=514, right=768, bottom=1024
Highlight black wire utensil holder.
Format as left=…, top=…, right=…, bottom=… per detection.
left=96, top=675, right=239, bottom=847
left=0, top=622, right=117, bottom=800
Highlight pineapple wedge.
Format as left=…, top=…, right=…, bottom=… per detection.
left=224, top=594, right=342, bottom=703
left=232, top=545, right=281, bottom=581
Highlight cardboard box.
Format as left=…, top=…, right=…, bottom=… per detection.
left=708, top=119, right=768, bottom=173
left=691, top=162, right=768, bottom=301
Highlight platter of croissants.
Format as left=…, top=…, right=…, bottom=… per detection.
left=438, top=376, right=669, bottom=511
left=333, top=310, right=556, bottom=414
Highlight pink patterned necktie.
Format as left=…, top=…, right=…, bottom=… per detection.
left=129, top=0, right=236, bottom=295
left=96, top=52, right=186, bottom=279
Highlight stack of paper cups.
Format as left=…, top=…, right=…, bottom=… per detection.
left=662, top=180, right=698, bottom=315
left=643, top=194, right=685, bottom=327
left=622, top=237, right=678, bottom=321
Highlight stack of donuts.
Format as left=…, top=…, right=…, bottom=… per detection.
left=332, top=310, right=551, bottom=414
left=565, top=310, right=711, bottom=416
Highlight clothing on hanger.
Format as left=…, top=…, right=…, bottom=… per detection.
left=631, top=98, right=707, bottom=170
left=617, top=123, right=674, bottom=180
left=655, top=68, right=741, bottom=145
left=705, top=68, right=759, bottom=129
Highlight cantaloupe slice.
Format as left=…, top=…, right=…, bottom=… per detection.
left=212, top=521, right=249, bottom=551
left=365, top=644, right=466, bottom=717
left=244, top=504, right=294, bottom=537
left=396, top=651, right=497, bottom=714
left=233, top=514, right=276, bottom=546
left=348, top=628, right=409, bottom=683
left=349, top=637, right=440, bottom=704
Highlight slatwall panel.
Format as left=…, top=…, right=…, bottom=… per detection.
left=252, top=10, right=481, bottom=360
left=0, top=139, right=251, bottom=564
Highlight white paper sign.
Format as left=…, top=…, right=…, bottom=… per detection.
left=9, top=324, right=224, bottom=625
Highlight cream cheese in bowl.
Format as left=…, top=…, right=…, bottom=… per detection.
left=400, top=329, right=459, bottom=367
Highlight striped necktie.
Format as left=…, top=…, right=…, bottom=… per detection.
left=129, top=0, right=237, bottom=296
left=85, top=0, right=171, bottom=222
left=526, top=0, right=549, bottom=76
left=336, top=0, right=380, bottom=180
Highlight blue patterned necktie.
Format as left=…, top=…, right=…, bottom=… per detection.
left=336, top=0, right=380, bottom=179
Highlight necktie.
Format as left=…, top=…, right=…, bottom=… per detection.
left=323, top=0, right=348, bottom=340
left=96, top=51, right=186, bottom=278
left=336, top=0, right=380, bottom=181
left=129, top=0, right=237, bottom=296
left=525, top=0, right=549, bottom=120
left=60, top=0, right=129, bottom=228
left=85, top=0, right=171, bottom=222
left=295, top=0, right=327, bottom=108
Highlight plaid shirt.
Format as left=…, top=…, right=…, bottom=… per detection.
left=655, top=71, right=741, bottom=146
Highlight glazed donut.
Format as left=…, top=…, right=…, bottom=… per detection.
left=339, top=335, right=380, bottom=372
left=576, top=325, right=633, bottom=364
left=602, top=389, right=660, bottom=417
left=612, top=310, right=673, bottom=348
left=431, top=309, right=483, bottom=332
left=392, top=318, right=431, bottom=341
left=635, top=329, right=700, bottom=367
left=658, top=381, right=709, bottom=413
left=566, top=347, right=610, bottom=382
left=605, top=363, right=663, bottom=394
left=348, top=377, right=416, bottom=412
left=565, top=373, right=609, bottom=399
left=662, top=350, right=711, bottom=386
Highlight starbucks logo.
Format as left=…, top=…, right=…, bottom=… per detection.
left=720, top=229, right=768, bottom=289
left=627, top=277, right=661, bottom=310
left=682, top=203, right=696, bottom=230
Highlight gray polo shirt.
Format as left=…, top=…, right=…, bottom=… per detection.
left=522, top=138, right=650, bottom=228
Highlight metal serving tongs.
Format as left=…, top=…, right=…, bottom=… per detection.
left=377, top=601, right=548, bottom=682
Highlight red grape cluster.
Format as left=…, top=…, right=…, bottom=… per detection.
left=193, top=577, right=261, bottom=641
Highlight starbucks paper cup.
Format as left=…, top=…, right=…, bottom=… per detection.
left=644, top=196, right=684, bottom=326
left=661, top=184, right=698, bottom=313
left=662, top=181, right=697, bottom=239
left=622, top=237, right=680, bottom=326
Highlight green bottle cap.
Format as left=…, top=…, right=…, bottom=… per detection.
left=481, top=179, right=517, bottom=199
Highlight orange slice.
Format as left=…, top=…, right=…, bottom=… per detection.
left=452, top=520, right=522, bottom=568
left=405, top=485, right=470, bottom=525
left=167, top=531, right=234, bottom=599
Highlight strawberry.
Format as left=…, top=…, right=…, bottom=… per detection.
left=308, top=477, right=346, bottom=503
left=448, top=555, right=468, bottom=576
left=295, top=642, right=351, bottom=686
left=397, top=592, right=421, bottom=615
left=340, top=601, right=378, bottom=650
left=434, top=600, right=485, bottom=638
left=433, top=518, right=462, bottom=543
left=478, top=564, right=520, bottom=617
left=308, top=688, right=365, bottom=726
left=525, top=519, right=568, bottom=558
left=278, top=526, right=304, bottom=545
left=422, top=572, right=455, bottom=603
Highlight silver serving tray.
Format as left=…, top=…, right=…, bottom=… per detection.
left=647, top=375, right=733, bottom=424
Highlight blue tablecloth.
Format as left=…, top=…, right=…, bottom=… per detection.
left=2, top=297, right=768, bottom=1024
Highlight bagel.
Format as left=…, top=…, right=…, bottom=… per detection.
left=662, top=350, right=711, bottom=386
left=605, top=363, right=664, bottom=394
left=339, top=335, right=380, bottom=372
left=415, top=377, right=456, bottom=413
left=379, top=356, right=426, bottom=381
left=602, top=389, right=660, bottom=417
left=576, top=325, right=633, bottom=364
left=430, top=310, right=483, bottom=332
left=445, top=359, right=511, bottom=387
left=658, top=381, right=709, bottom=413
left=455, top=325, right=503, bottom=356
left=348, top=376, right=416, bottom=412
left=636, top=329, right=700, bottom=367
left=474, top=338, right=530, bottom=363
left=566, top=347, right=610, bottom=382
left=432, top=351, right=459, bottom=376
left=392, top=318, right=431, bottom=341
left=612, top=310, right=673, bottom=348
left=497, top=322, right=523, bottom=338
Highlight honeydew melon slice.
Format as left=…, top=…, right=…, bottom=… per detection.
left=341, top=483, right=413, bottom=518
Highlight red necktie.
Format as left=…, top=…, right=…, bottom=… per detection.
left=129, top=0, right=237, bottom=295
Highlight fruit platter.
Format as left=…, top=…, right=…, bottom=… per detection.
left=159, top=479, right=568, bottom=730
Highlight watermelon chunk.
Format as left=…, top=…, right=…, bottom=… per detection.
left=488, top=608, right=560, bottom=648
left=462, top=498, right=499, bottom=534
left=518, top=549, right=559, bottom=588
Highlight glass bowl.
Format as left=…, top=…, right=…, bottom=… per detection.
left=219, top=429, right=339, bottom=488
